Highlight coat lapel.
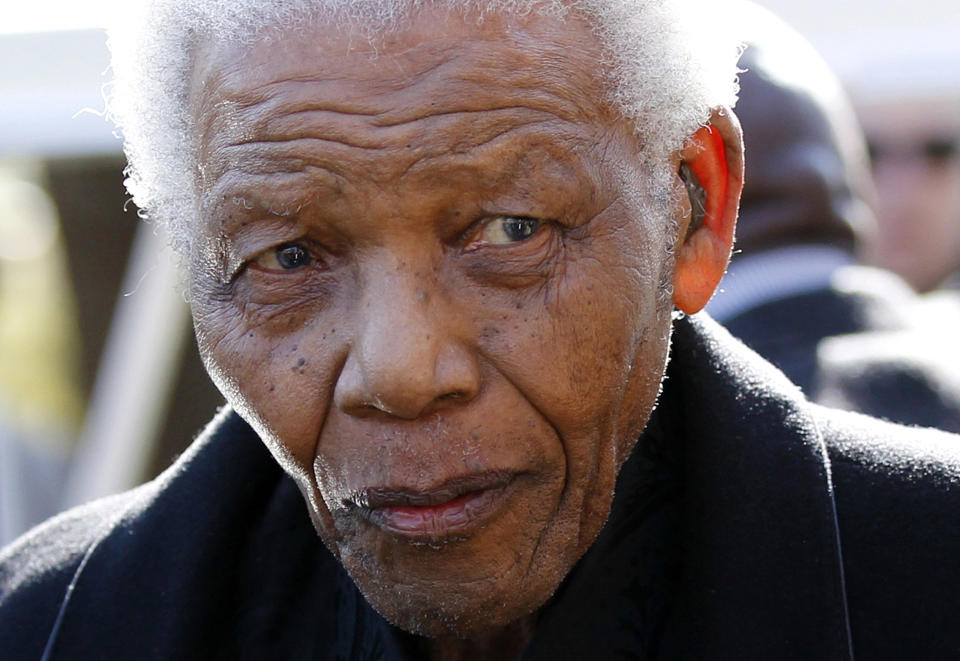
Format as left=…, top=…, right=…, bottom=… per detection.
left=657, top=315, right=854, bottom=660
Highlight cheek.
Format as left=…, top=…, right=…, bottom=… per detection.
left=473, top=222, right=672, bottom=540
left=481, top=233, right=668, bottom=445
left=190, top=287, right=344, bottom=484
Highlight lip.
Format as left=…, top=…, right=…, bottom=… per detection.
left=345, top=471, right=516, bottom=540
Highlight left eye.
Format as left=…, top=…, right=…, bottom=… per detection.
left=475, top=216, right=541, bottom=245
left=253, top=242, right=312, bottom=271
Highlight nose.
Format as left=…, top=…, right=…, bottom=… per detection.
left=334, top=278, right=481, bottom=420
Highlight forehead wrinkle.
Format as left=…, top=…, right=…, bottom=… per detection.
left=220, top=106, right=562, bottom=151
left=199, top=80, right=582, bottom=192
left=197, top=18, right=612, bottom=148
left=362, top=49, right=602, bottom=127
left=206, top=72, right=587, bottom=149
left=401, top=122, right=598, bottom=192
left=211, top=115, right=593, bottom=205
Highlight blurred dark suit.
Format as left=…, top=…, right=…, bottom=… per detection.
left=707, top=5, right=960, bottom=432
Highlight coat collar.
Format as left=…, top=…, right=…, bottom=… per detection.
left=522, top=314, right=853, bottom=660
left=653, top=314, right=853, bottom=659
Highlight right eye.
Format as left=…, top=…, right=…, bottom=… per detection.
left=464, top=215, right=544, bottom=250
left=251, top=242, right=312, bottom=272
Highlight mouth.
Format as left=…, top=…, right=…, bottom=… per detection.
left=345, top=471, right=517, bottom=540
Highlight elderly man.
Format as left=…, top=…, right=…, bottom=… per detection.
left=1, top=1, right=959, bottom=659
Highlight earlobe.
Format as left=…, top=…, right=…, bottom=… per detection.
left=672, top=108, right=745, bottom=314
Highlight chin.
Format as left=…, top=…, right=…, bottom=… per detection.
left=365, top=582, right=543, bottom=639
left=340, top=546, right=571, bottom=639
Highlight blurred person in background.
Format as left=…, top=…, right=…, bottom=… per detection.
left=707, top=2, right=960, bottom=432
left=0, top=161, right=84, bottom=545
left=860, top=98, right=960, bottom=293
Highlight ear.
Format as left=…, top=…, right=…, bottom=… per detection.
left=672, top=107, right=745, bottom=314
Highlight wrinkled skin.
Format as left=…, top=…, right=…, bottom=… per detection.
left=188, top=7, right=694, bottom=658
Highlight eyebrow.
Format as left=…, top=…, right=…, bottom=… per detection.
left=203, top=166, right=342, bottom=226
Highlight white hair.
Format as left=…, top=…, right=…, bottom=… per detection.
left=106, top=0, right=741, bottom=257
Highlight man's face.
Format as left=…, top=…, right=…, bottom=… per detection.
left=860, top=102, right=960, bottom=291
left=189, top=7, right=683, bottom=637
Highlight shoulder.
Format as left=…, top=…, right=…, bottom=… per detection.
left=0, top=407, right=254, bottom=606
left=818, top=404, right=960, bottom=497
left=0, top=490, right=138, bottom=658
left=0, top=407, right=271, bottom=659
left=815, top=406, right=960, bottom=658
left=677, top=316, right=960, bottom=657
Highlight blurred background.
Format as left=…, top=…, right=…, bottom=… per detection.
left=1, top=1, right=224, bottom=543
left=1, top=0, right=958, bottom=544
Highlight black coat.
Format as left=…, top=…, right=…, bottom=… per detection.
left=2, top=315, right=959, bottom=660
